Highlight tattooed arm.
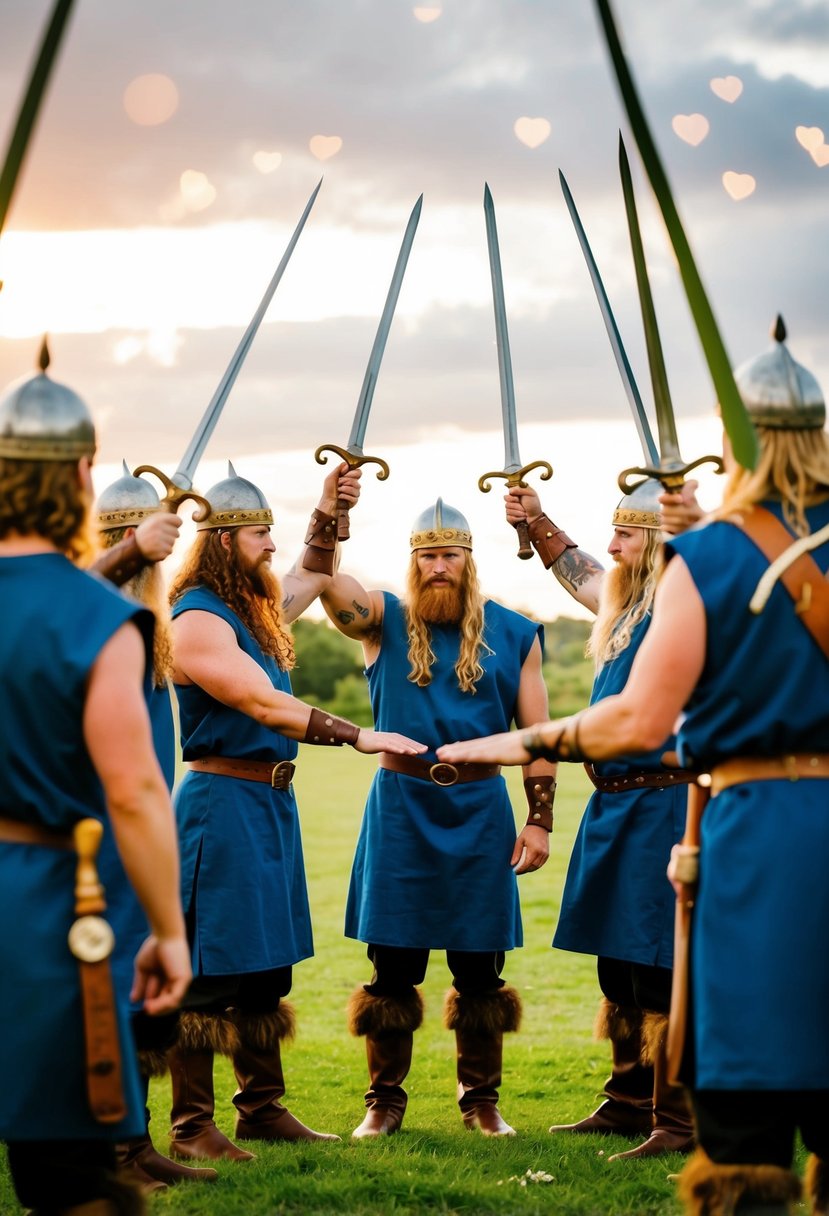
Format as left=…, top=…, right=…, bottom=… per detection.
left=506, top=485, right=605, bottom=615
left=321, top=571, right=385, bottom=664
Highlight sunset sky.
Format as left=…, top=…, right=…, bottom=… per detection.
left=1, top=0, right=827, bottom=620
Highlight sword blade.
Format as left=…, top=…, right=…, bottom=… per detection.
left=559, top=169, right=659, bottom=466
left=172, top=179, right=323, bottom=488
left=618, top=137, right=682, bottom=466
left=594, top=0, right=758, bottom=471
left=347, top=194, right=423, bottom=453
left=483, top=184, right=521, bottom=473
left=0, top=0, right=76, bottom=247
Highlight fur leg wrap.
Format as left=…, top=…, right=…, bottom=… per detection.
left=443, top=986, right=522, bottom=1035
left=232, top=1003, right=296, bottom=1052
left=593, top=996, right=642, bottom=1044
left=347, top=986, right=424, bottom=1037
left=640, top=1010, right=669, bottom=1066
left=807, top=1156, right=829, bottom=1216
left=678, top=1150, right=802, bottom=1215
left=138, top=1048, right=170, bottom=1079
left=175, top=1011, right=241, bottom=1057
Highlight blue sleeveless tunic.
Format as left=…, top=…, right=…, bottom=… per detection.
left=0, top=553, right=152, bottom=1140
left=553, top=615, right=686, bottom=967
left=345, top=592, right=542, bottom=951
left=172, top=586, right=311, bottom=975
left=667, top=498, right=829, bottom=1090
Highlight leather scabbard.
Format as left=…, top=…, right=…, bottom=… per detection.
left=666, top=781, right=710, bottom=1087
left=78, top=957, right=128, bottom=1123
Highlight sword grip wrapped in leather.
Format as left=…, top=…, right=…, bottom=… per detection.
left=304, top=706, right=361, bottom=747
left=91, top=533, right=148, bottom=587
left=301, top=508, right=338, bottom=575
left=523, top=776, right=555, bottom=832
left=527, top=515, right=577, bottom=569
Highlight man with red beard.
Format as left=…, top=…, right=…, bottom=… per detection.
left=165, top=462, right=425, bottom=1162
left=504, top=478, right=700, bottom=1161
left=321, top=499, right=556, bottom=1139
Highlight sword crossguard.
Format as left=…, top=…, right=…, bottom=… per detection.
left=617, top=453, right=724, bottom=496
left=132, top=465, right=213, bottom=524
left=478, top=461, right=554, bottom=560
left=314, top=444, right=390, bottom=541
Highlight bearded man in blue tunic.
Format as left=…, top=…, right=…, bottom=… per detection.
left=505, top=478, right=700, bottom=1160
left=321, top=499, right=556, bottom=1139
left=164, top=462, right=425, bottom=1162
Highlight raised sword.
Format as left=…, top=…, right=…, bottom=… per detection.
left=616, top=137, right=722, bottom=493
left=478, top=183, right=552, bottom=559
left=315, top=194, right=423, bottom=539
left=134, top=180, right=323, bottom=520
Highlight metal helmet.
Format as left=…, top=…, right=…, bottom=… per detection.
left=732, top=316, right=825, bottom=430
left=0, top=339, right=96, bottom=462
left=96, top=460, right=162, bottom=531
left=410, top=497, right=473, bottom=551
left=612, top=478, right=662, bottom=530
left=197, top=460, right=274, bottom=530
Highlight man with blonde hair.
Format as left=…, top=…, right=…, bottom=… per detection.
left=322, top=498, right=556, bottom=1139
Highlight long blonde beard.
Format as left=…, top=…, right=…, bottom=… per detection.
left=587, top=531, right=660, bottom=670
left=404, top=553, right=489, bottom=693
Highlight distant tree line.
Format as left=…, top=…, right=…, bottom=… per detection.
left=290, top=616, right=593, bottom=726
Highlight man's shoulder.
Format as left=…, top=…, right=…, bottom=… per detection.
left=485, top=598, right=540, bottom=631
left=171, top=584, right=227, bottom=618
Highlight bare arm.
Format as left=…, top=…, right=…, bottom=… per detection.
left=321, top=569, right=385, bottom=662
left=83, top=623, right=190, bottom=1013
left=506, top=485, right=604, bottom=614
left=511, top=636, right=555, bottom=873
left=437, top=556, right=705, bottom=766
left=281, top=463, right=361, bottom=624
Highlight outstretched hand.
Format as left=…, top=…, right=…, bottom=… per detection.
left=437, top=730, right=531, bottom=767
left=356, top=730, right=427, bottom=756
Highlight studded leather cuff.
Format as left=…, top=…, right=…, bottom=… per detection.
left=91, top=534, right=148, bottom=587
left=523, top=776, right=555, bottom=832
left=526, top=515, right=577, bottom=569
left=300, top=509, right=338, bottom=575
left=304, top=706, right=361, bottom=747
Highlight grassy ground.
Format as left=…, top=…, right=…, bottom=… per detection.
left=2, top=755, right=696, bottom=1214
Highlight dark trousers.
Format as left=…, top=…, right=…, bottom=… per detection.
left=181, top=967, right=293, bottom=1015
left=598, top=955, right=673, bottom=1014
left=366, top=944, right=505, bottom=996
left=6, top=1139, right=118, bottom=1210
left=693, top=1089, right=829, bottom=1168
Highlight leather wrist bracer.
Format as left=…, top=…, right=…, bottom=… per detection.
left=91, top=534, right=148, bottom=587
left=523, top=776, right=555, bottom=832
left=526, top=515, right=577, bottom=569
left=304, top=706, right=360, bottom=747
left=300, top=509, right=338, bottom=576
left=522, top=712, right=586, bottom=764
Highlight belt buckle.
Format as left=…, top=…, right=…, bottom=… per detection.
left=271, top=761, right=293, bottom=789
left=429, top=762, right=459, bottom=787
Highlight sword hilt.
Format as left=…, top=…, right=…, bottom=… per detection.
left=478, top=460, right=553, bottom=560
left=73, top=818, right=106, bottom=917
left=314, top=444, right=390, bottom=541
left=131, top=465, right=213, bottom=524
left=617, top=453, right=723, bottom=495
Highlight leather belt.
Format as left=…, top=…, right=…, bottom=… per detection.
left=379, top=753, right=500, bottom=787
left=710, top=753, right=829, bottom=796
left=188, top=756, right=296, bottom=789
left=0, top=816, right=72, bottom=849
left=584, top=763, right=697, bottom=793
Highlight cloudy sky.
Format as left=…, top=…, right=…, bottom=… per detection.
left=1, top=0, right=827, bottom=619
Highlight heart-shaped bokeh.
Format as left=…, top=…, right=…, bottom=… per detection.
left=811, top=144, right=829, bottom=167
left=310, top=135, right=343, bottom=161
left=710, top=75, right=743, bottom=102
left=413, top=5, right=442, bottom=21
left=514, top=116, right=551, bottom=149
left=796, top=125, right=824, bottom=152
left=671, top=113, right=710, bottom=146
left=253, top=150, right=282, bottom=174
left=722, top=170, right=755, bottom=201
left=180, top=170, right=216, bottom=212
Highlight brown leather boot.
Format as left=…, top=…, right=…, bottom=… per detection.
left=169, top=1016, right=255, bottom=1163
left=444, top=986, right=521, bottom=1136
left=117, top=1134, right=218, bottom=1185
left=807, top=1156, right=829, bottom=1216
left=609, top=1013, right=694, bottom=1160
left=678, top=1149, right=801, bottom=1215
left=550, top=999, right=653, bottom=1137
left=347, top=986, right=424, bottom=1138
left=232, top=1005, right=340, bottom=1142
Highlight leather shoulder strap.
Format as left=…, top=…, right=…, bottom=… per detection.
left=734, top=506, right=829, bottom=661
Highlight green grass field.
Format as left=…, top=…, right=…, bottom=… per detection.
left=2, top=755, right=700, bottom=1214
